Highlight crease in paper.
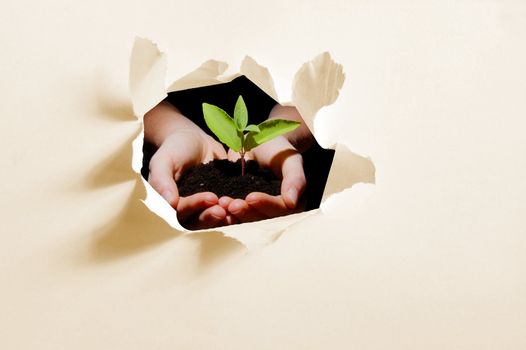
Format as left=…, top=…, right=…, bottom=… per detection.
left=129, top=37, right=375, bottom=249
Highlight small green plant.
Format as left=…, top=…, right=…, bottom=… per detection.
left=202, top=95, right=300, bottom=176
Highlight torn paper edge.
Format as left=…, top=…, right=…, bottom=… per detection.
left=129, top=37, right=375, bottom=249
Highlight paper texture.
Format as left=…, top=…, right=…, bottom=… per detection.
left=129, top=38, right=168, bottom=120
left=130, top=37, right=375, bottom=248
left=2, top=2, right=526, bottom=348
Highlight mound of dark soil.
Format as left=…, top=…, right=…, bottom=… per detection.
left=177, top=159, right=281, bottom=199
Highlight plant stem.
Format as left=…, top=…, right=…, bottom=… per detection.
left=240, top=133, right=246, bottom=176
left=240, top=149, right=245, bottom=176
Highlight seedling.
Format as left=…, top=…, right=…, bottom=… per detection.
left=203, top=95, right=300, bottom=176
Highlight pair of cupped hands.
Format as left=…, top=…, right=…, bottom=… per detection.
left=147, top=119, right=306, bottom=230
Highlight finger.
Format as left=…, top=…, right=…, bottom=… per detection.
left=280, top=153, right=306, bottom=209
left=206, top=140, right=228, bottom=162
left=186, top=205, right=227, bottom=230
left=148, top=155, right=179, bottom=208
left=227, top=149, right=238, bottom=162
left=227, top=149, right=254, bottom=162
left=228, top=198, right=267, bottom=223
left=177, top=192, right=218, bottom=223
left=218, top=196, right=234, bottom=210
left=223, top=214, right=239, bottom=226
left=245, top=192, right=290, bottom=218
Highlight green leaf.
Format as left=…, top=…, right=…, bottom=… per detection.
left=244, top=119, right=300, bottom=151
left=233, top=95, right=248, bottom=131
left=244, top=124, right=260, bottom=133
left=202, top=103, right=242, bottom=151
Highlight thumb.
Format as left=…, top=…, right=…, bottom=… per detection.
left=148, top=153, right=180, bottom=208
left=280, top=153, right=306, bottom=209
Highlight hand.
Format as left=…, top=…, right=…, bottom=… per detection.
left=226, top=135, right=307, bottom=223
left=148, top=128, right=236, bottom=229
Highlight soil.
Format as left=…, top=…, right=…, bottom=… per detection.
left=177, top=159, right=281, bottom=199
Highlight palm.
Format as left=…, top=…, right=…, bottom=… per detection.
left=225, top=136, right=306, bottom=223
left=148, top=129, right=231, bottom=229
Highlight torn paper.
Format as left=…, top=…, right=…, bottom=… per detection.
left=129, top=37, right=375, bottom=249
left=129, top=37, right=167, bottom=120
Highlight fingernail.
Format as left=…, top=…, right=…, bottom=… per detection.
left=232, top=203, right=246, bottom=215
left=161, top=190, right=174, bottom=203
left=287, top=188, right=298, bottom=206
left=204, top=194, right=216, bottom=205
left=245, top=194, right=258, bottom=205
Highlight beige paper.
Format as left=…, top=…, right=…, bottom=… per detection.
left=129, top=37, right=168, bottom=121
left=130, top=37, right=375, bottom=248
